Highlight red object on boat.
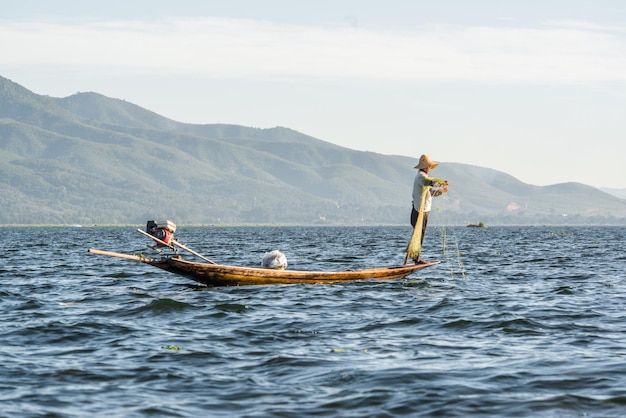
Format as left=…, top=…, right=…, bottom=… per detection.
left=146, top=220, right=176, bottom=246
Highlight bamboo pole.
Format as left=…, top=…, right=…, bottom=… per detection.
left=88, top=248, right=149, bottom=261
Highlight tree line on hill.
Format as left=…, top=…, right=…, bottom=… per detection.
left=1, top=75, right=625, bottom=225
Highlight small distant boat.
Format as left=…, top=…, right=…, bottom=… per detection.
left=467, top=222, right=487, bottom=228
left=88, top=220, right=438, bottom=287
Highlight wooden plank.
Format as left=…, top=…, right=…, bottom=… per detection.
left=88, top=248, right=150, bottom=261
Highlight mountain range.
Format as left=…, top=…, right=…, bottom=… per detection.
left=1, top=75, right=625, bottom=226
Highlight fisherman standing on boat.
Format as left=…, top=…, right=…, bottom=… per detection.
left=410, top=154, right=449, bottom=264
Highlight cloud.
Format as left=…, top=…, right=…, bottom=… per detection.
left=3, top=17, right=626, bottom=84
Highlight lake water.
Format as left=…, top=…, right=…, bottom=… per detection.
left=1, top=225, right=625, bottom=417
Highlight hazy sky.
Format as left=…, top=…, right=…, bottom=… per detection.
left=2, top=0, right=625, bottom=188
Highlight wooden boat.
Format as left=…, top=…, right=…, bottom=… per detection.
left=467, top=222, right=487, bottom=228
left=88, top=221, right=439, bottom=286
left=88, top=249, right=438, bottom=287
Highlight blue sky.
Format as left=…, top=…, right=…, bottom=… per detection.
left=2, top=0, right=625, bottom=188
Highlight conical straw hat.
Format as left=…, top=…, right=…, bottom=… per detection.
left=414, top=154, right=439, bottom=170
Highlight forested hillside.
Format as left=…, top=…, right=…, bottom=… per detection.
left=1, top=75, right=625, bottom=225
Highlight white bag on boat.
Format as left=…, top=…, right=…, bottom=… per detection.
left=261, top=250, right=288, bottom=270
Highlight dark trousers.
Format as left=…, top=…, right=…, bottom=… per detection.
left=410, top=207, right=430, bottom=248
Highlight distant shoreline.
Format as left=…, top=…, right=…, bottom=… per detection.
left=1, top=223, right=625, bottom=228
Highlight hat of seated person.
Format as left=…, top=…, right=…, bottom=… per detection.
left=414, top=154, right=439, bottom=170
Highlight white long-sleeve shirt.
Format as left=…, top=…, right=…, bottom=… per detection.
left=412, top=169, right=433, bottom=212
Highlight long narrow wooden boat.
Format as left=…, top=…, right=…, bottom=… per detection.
left=89, top=221, right=439, bottom=286
left=88, top=249, right=438, bottom=287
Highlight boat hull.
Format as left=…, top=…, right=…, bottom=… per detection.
left=149, top=256, right=438, bottom=286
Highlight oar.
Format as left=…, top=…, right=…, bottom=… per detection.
left=137, top=229, right=217, bottom=264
